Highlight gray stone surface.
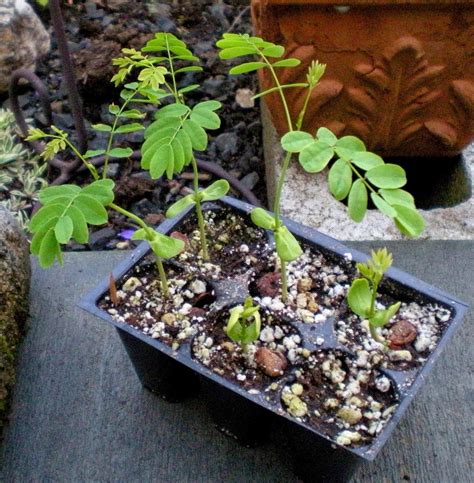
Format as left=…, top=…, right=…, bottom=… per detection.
left=0, top=0, right=50, bottom=93
left=0, top=205, right=30, bottom=421
left=262, top=104, right=474, bottom=240
left=1, top=245, right=472, bottom=482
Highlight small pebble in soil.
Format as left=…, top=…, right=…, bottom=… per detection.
left=255, top=347, right=288, bottom=377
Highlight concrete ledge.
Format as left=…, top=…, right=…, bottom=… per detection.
left=0, top=246, right=472, bottom=481
left=262, top=104, right=474, bottom=240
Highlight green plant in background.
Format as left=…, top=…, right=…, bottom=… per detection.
left=25, top=50, right=188, bottom=296
left=225, top=297, right=262, bottom=353
left=347, top=248, right=401, bottom=344
left=26, top=32, right=233, bottom=295
left=217, top=33, right=425, bottom=302
left=0, top=109, right=47, bottom=229
left=111, top=34, right=230, bottom=260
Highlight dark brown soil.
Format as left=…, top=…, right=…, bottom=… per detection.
left=192, top=309, right=301, bottom=391
left=174, top=208, right=270, bottom=278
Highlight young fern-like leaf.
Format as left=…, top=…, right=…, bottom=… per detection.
left=279, top=126, right=425, bottom=236
left=30, top=180, right=115, bottom=268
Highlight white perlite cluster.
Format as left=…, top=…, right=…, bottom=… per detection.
left=256, top=249, right=350, bottom=325
left=282, top=351, right=398, bottom=447
left=337, top=299, right=452, bottom=368
left=398, top=303, right=450, bottom=353
left=105, top=272, right=208, bottom=350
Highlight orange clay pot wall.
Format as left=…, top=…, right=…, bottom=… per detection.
left=251, top=0, right=474, bottom=157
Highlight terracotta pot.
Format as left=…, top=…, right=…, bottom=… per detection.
left=251, top=0, right=474, bottom=157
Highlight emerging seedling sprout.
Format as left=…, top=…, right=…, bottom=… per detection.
left=225, top=297, right=262, bottom=353
left=347, top=248, right=401, bottom=344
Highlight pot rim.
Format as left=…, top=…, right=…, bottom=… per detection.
left=78, top=195, right=469, bottom=461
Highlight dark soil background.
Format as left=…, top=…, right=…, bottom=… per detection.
left=3, top=0, right=266, bottom=250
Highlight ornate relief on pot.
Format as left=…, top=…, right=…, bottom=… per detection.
left=251, top=0, right=474, bottom=158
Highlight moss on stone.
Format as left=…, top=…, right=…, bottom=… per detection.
left=0, top=205, right=30, bottom=432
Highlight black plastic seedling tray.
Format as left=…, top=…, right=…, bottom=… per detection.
left=79, top=196, right=468, bottom=482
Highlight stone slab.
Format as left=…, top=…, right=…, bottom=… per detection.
left=1, top=245, right=472, bottom=482
left=263, top=104, right=474, bottom=240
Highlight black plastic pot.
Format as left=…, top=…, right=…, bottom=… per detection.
left=79, top=196, right=468, bottom=482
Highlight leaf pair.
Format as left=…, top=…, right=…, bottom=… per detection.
left=225, top=297, right=262, bottom=347
left=251, top=208, right=302, bottom=262
left=166, top=179, right=230, bottom=218
left=141, top=101, right=221, bottom=179
left=142, top=33, right=200, bottom=64
left=217, top=33, right=285, bottom=61
left=30, top=180, right=115, bottom=268
left=348, top=279, right=400, bottom=327
left=131, top=227, right=184, bottom=259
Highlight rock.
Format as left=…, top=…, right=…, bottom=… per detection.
left=0, top=205, right=30, bottom=423
left=255, top=347, right=288, bottom=377
left=213, top=132, right=239, bottom=160
left=240, top=171, right=259, bottom=190
left=297, top=277, right=313, bottom=292
left=235, top=88, right=255, bottom=109
left=122, top=277, right=142, bottom=293
left=201, top=76, right=226, bottom=98
left=256, top=272, right=280, bottom=298
left=388, top=320, right=418, bottom=349
left=189, top=280, right=206, bottom=295
left=88, top=227, right=116, bottom=249
left=337, top=407, right=363, bottom=425
left=0, top=0, right=50, bottom=93
left=161, top=313, right=176, bottom=325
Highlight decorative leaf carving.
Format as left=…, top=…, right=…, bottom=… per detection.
left=424, top=120, right=458, bottom=148
left=346, top=36, right=446, bottom=150
left=451, top=80, right=474, bottom=117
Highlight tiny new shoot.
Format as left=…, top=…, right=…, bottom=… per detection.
left=217, top=33, right=425, bottom=303
left=225, top=297, right=262, bottom=354
left=347, top=248, right=401, bottom=345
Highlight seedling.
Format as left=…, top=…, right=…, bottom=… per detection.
left=225, top=297, right=262, bottom=353
left=116, top=33, right=230, bottom=260
left=25, top=32, right=236, bottom=294
left=26, top=47, right=187, bottom=296
left=347, top=248, right=401, bottom=344
left=217, top=34, right=425, bottom=302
